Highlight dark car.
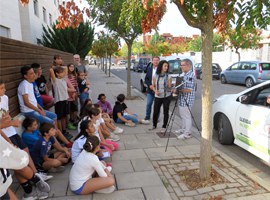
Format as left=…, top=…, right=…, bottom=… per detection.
left=133, top=58, right=151, bottom=72
left=194, top=63, right=222, bottom=80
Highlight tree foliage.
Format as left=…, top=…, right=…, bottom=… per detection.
left=42, top=22, right=94, bottom=58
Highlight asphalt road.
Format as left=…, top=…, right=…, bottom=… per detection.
left=110, top=66, right=270, bottom=182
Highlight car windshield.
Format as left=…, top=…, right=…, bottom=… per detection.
left=168, top=60, right=182, bottom=74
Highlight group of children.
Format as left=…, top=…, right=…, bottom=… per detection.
left=0, top=54, right=151, bottom=199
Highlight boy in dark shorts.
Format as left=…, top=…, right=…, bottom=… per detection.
left=31, top=123, right=70, bottom=172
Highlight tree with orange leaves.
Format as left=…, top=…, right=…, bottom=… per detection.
left=140, top=0, right=269, bottom=180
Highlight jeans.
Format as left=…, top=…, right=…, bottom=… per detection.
left=23, top=110, right=57, bottom=124
left=145, top=93, right=155, bottom=120
left=153, top=96, right=171, bottom=128
left=116, top=114, right=139, bottom=123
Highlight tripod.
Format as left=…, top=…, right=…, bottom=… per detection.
left=164, top=83, right=201, bottom=152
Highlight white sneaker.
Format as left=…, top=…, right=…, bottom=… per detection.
left=110, top=133, right=120, bottom=142
left=36, top=172, right=53, bottom=182
left=113, top=127, right=123, bottom=134
left=177, top=134, right=192, bottom=139
left=174, top=129, right=185, bottom=134
left=141, top=119, right=150, bottom=124
left=107, top=166, right=112, bottom=172
left=160, top=128, right=166, bottom=133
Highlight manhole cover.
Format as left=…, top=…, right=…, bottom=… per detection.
left=106, top=82, right=124, bottom=84
left=156, top=132, right=177, bottom=138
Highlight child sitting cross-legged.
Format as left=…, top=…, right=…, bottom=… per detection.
left=31, top=123, right=71, bottom=173
left=69, top=135, right=115, bottom=195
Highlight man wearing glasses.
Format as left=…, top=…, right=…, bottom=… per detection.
left=175, top=59, right=196, bottom=139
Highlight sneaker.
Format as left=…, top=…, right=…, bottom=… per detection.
left=125, top=122, right=136, bottom=127
left=148, top=126, right=156, bottom=131
left=36, top=172, right=53, bottom=182
left=113, top=127, right=123, bottom=134
left=23, top=187, right=49, bottom=200
left=36, top=187, right=49, bottom=199
left=160, top=128, right=166, bottom=133
left=141, top=119, right=150, bottom=124
left=174, top=129, right=185, bottom=134
left=67, top=122, right=76, bottom=130
left=177, top=134, right=192, bottom=139
left=48, top=166, right=65, bottom=173
left=110, top=133, right=120, bottom=142
left=36, top=177, right=50, bottom=193
left=95, top=185, right=115, bottom=194
left=63, top=132, right=73, bottom=140
left=106, top=166, right=112, bottom=172
left=66, top=142, right=73, bottom=148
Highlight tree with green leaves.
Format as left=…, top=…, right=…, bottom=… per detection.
left=225, top=28, right=262, bottom=61
left=139, top=0, right=269, bottom=180
left=91, top=39, right=106, bottom=70
left=88, top=0, right=144, bottom=98
left=42, top=22, right=94, bottom=58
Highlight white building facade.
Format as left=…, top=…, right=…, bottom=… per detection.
left=0, top=0, right=59, bottom=44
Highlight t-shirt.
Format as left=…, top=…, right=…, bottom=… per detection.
left=33, top=81, right=43, bottom=107
left=113, top=101, right=127, bottom=122
left=77, top=78, right=88, bottom=94
left=51, top=77, right=68, bottom=103
left=96, top=100, right=113, bottom=114
left=31, top=136, right=55, bottom=165
left=18, top=80, right=38, bottom=113
left=71, top=135, right=87, bottom=163
left=0, top=95, right=17, bottom=137
left=75, top=64, right=86, bottom=73
left=69, top=150, right=107, bottom=191
left=22, top=130, right=41, bottom=153
left=35, top=75, right=47, bottom=95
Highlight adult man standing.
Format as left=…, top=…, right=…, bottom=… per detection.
left=73, top=54, right=86, bottom=73
left=176, top=59, right=196, bottom=139
left=142, top=56, right=160, bottom=123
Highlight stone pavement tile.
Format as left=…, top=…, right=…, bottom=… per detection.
left=48, top=180, right=69, bottom=197
left=93, top=189, right=144, bottom=200
left=135, top=133, right=160, bottom=140
left=112, top=149, right=147, bottom=161
left=125, top=139, right=157, bottom=150
left=119, top=134, right=137, bottom=142
left=116, top=141, right=126, bottom=150
left=181, top=137, right=200, bottom=145
left=175, top=145, right=200, bottom=155
left=49, top=195, right=92, bottom=199
left=116, top=171, right=163, bottom=189
left=131, top=158, right=154, bottom=171
left=111, top=160, right=134, bottom=173
left=143, top=186, right=172, bottom=200
left=231, top=193, right=270, bottom=200
left=153, top=138, right=186, bottom=147
left=144, top=147, right=181, bottom=159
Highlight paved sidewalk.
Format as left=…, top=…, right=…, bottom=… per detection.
left=12, top=65, right=270, bottom=200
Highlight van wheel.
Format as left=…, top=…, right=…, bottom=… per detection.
left=140, top=81, right=146, bottom=93
left=217, top=114, right=234, bottom=145
left=245, top=77, right=254, bottom=88
left=220, top=75, right=227, bottom=84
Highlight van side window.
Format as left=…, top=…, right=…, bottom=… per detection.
left=250, top=64, right=257, bottom=70
left=240, top=63, right=250, bottom=70
left=231, top=63, right=239, bottom=70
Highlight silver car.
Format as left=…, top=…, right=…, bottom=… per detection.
left=220, top=61, right=270, bottom=87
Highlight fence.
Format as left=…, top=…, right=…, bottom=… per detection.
left=0, top=36, right=73, bottom=117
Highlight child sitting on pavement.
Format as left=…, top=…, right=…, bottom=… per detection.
left=96, top=93, right=113, bottom=117
left=31, top=123, right=71, bottom=173
left=69, top=136, right=115, bottom=195
left=113, top=94, right=150, bottom=127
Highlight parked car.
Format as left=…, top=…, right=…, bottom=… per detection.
left=220, top=61, right=270, bottom=88
left=194, top=63, right=222, bottom=80
left=133, top=58, right=151, bottom=72
left=140, top=59, right=195, bottom=93
left=118, top=60, right=126, bottom=65
left=212, top=80, right=270, bottom=164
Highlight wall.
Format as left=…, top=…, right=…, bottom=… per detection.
left=0, top=37, right=73, bottom=117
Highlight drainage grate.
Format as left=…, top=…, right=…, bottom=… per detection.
left=156, top=132, right=177, bottom=138
left=106, top=82, right=124, bottom=84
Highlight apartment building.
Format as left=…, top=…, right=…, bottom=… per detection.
left=0, top=0, right=59, bottom=44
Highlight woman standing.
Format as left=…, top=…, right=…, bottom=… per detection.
left=150, top=60, right=172, bottom=132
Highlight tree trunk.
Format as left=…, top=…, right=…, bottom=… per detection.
left=105, top=55, right=108, bottom=75
left=199, top=0, right=213, bottom=180
left=126, top=42, right=132, bottom=98
left=236, top=48, right=241, bottom=62
left=109, top=55, right=111, bottom=77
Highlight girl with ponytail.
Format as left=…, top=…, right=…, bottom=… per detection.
left=69, top=136, right=115, bottom=195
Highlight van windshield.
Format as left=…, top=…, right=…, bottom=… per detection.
left=168, top=60, right=182, bottom=74
left=261, top=63, right=270, bottom=70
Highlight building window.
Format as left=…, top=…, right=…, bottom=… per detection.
left=49, top=14, right=52, bottom=26
left=43, top=7, right=47, bottom=23
left=33, top=0, right=39, bottom=16
left=0, top=25, right=10, bottom=38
